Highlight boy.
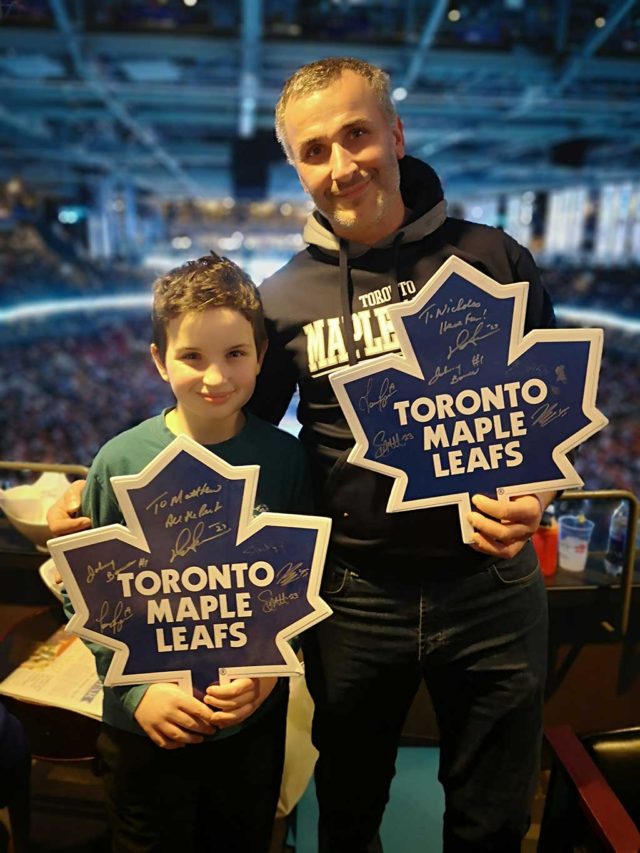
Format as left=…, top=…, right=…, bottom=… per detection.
left=72, top=252, right=313, bottom=853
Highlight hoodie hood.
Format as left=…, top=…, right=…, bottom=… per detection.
left=302, top=155, right=447, bottom=258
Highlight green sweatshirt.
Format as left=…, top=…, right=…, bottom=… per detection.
left=69, top=410, right=313, bottom=739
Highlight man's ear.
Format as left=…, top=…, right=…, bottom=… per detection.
left=393, top=116, right=406, bottom=159
left=256, top=340, right=268, bottom=373
left=150, top=343, right=169, bottom=382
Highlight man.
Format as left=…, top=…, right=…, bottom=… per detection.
left=250, top=58, right=555, bottom=853
left=50, top=57, right=555, bottom=853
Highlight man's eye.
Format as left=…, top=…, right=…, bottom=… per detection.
left=306, top=145, right=322, bottom=159
left=350, top=127, right=366, bottom=139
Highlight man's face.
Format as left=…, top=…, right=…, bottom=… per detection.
left=283, top=70, right=406, bottom=245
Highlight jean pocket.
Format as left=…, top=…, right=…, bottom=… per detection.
left=321, top=563, right=353, bottom=597
left=490, top=551, right=540, bottom=587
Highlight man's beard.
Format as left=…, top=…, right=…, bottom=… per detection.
left=332, top=188, right=386, bottom=231
left=328, top=157, right=401, bottom=235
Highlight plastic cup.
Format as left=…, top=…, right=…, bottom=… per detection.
left=557, top=515, right=595, bottom=572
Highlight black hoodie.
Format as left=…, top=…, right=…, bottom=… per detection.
left=251, top=156, right=556, bottom=573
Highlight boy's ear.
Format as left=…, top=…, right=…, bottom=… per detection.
left=150, top=343, right=169, bottom=382
left=256, top=340, right=268, bottom=373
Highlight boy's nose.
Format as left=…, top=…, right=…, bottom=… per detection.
left=330, top=143, right=357, bottom=183
left=203, top=363, right=226, bottom=386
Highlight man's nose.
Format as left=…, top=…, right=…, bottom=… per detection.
left=330, top=143, right=357, bottom=183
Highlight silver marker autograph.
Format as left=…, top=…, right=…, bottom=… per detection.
left=257, top=589, right=300, bottom=613
left=276, top=562, right=310, bottom=586
left=170, top=520, right=230, bottom=563
left=373, top=430, right=414, bottom=459
left=531, top=402, right=570, bottom=427
left=447, top=322, right=500, bottom=360
left=87, top=558, right=136, bottom=584
left=358, top=376, right=397, bottom=414
left=96, top=600, right=134, bottom=634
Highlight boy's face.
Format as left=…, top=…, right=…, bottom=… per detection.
left=283, top=69, right=405, bottom=245
left=151, top=307, right=264, bottom=444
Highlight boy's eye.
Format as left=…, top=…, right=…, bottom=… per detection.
left=228, top=349, right=247, bottom=359
left=181, top=352, right=200, bottom=361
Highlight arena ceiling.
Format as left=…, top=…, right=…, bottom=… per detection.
left=0, top=0, right=639, bottom=205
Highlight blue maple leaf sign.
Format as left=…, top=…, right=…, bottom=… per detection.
left=48, top=436, right=332, bottom=696
left=329, top=256, right=608, bottom=544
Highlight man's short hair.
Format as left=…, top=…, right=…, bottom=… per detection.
left=151, top=252, right=267, bottom=360
left=275, top=56, right=397, bottom=162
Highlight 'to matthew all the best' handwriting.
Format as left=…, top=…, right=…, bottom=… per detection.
left=391, top=378, right=550, bottom=477
left=96, top=560, right=302, bottom=653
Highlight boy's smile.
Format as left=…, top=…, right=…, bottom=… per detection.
left=151, top=307, right=264, bottom=445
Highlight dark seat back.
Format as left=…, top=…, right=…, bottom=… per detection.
left=583, top=728, right=640, bottom=827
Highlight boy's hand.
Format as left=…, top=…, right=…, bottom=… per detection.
left=134, top=683, right=218, bottom=749
left=47, top=480, right=92, bottom=536
left=204, top=677, right=278, bottom=729
left=468, top=492, right=553, bottom=559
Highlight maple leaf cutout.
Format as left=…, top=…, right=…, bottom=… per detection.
left=329, top=256, right=607, bottom=543
left=49, top=435, right=331, bottom=695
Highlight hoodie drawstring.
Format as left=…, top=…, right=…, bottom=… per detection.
left=389, top=232, right=404, bottom=304
left=339, top=239, right=358, bottom=366
left=339, top=232, right=405, bottom=367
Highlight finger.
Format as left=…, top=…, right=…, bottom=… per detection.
left=472, top=494, right=540, bottom=526
left=203, top=691, right=255, bottom=711
left=148, top=728, right=186, bottom=750
left=468, top=512, right=529, bottom=545
left=210, top=708, right=253, bottom=728
left=159, top=722, right=207, bottom=745
left=52, top=514, right=92, bottom=534
left=206, top=678, right=254, bottom=700
left=469, top=530, right=525, bottom=559
left=176, top=693, right=217, bottom=723
left=65, top=480, right=87, bottom=513
left=471, top=494, right=511, bottom=521
left=170, top=709, right=217, bottom=734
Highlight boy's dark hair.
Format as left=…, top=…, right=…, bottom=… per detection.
left=151, top=252, right=267, bottom=360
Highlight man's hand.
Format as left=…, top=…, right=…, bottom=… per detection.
left=134, top=683, right=218, bottom=749
left=204, top=677, right=278, bottom=729
left=468, top=491, right=554, bottom=559
left=46, top=480, right=91, bottom=536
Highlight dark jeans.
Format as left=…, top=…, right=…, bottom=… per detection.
left=303, top=544, right=548, bottom=853
left=97, top=688, right=287, bottom=853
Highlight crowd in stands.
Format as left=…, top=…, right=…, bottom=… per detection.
left=0, top=312, right=637, bottom=501
left=0, top=225, right=150, bottom=306
left=0, top=229, right=638, bottom=497
left=0, top=316, right=171, bottom=473
left=571, top=344, right=640, bottom=497
left=542, top=265, right=640, bottom=317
